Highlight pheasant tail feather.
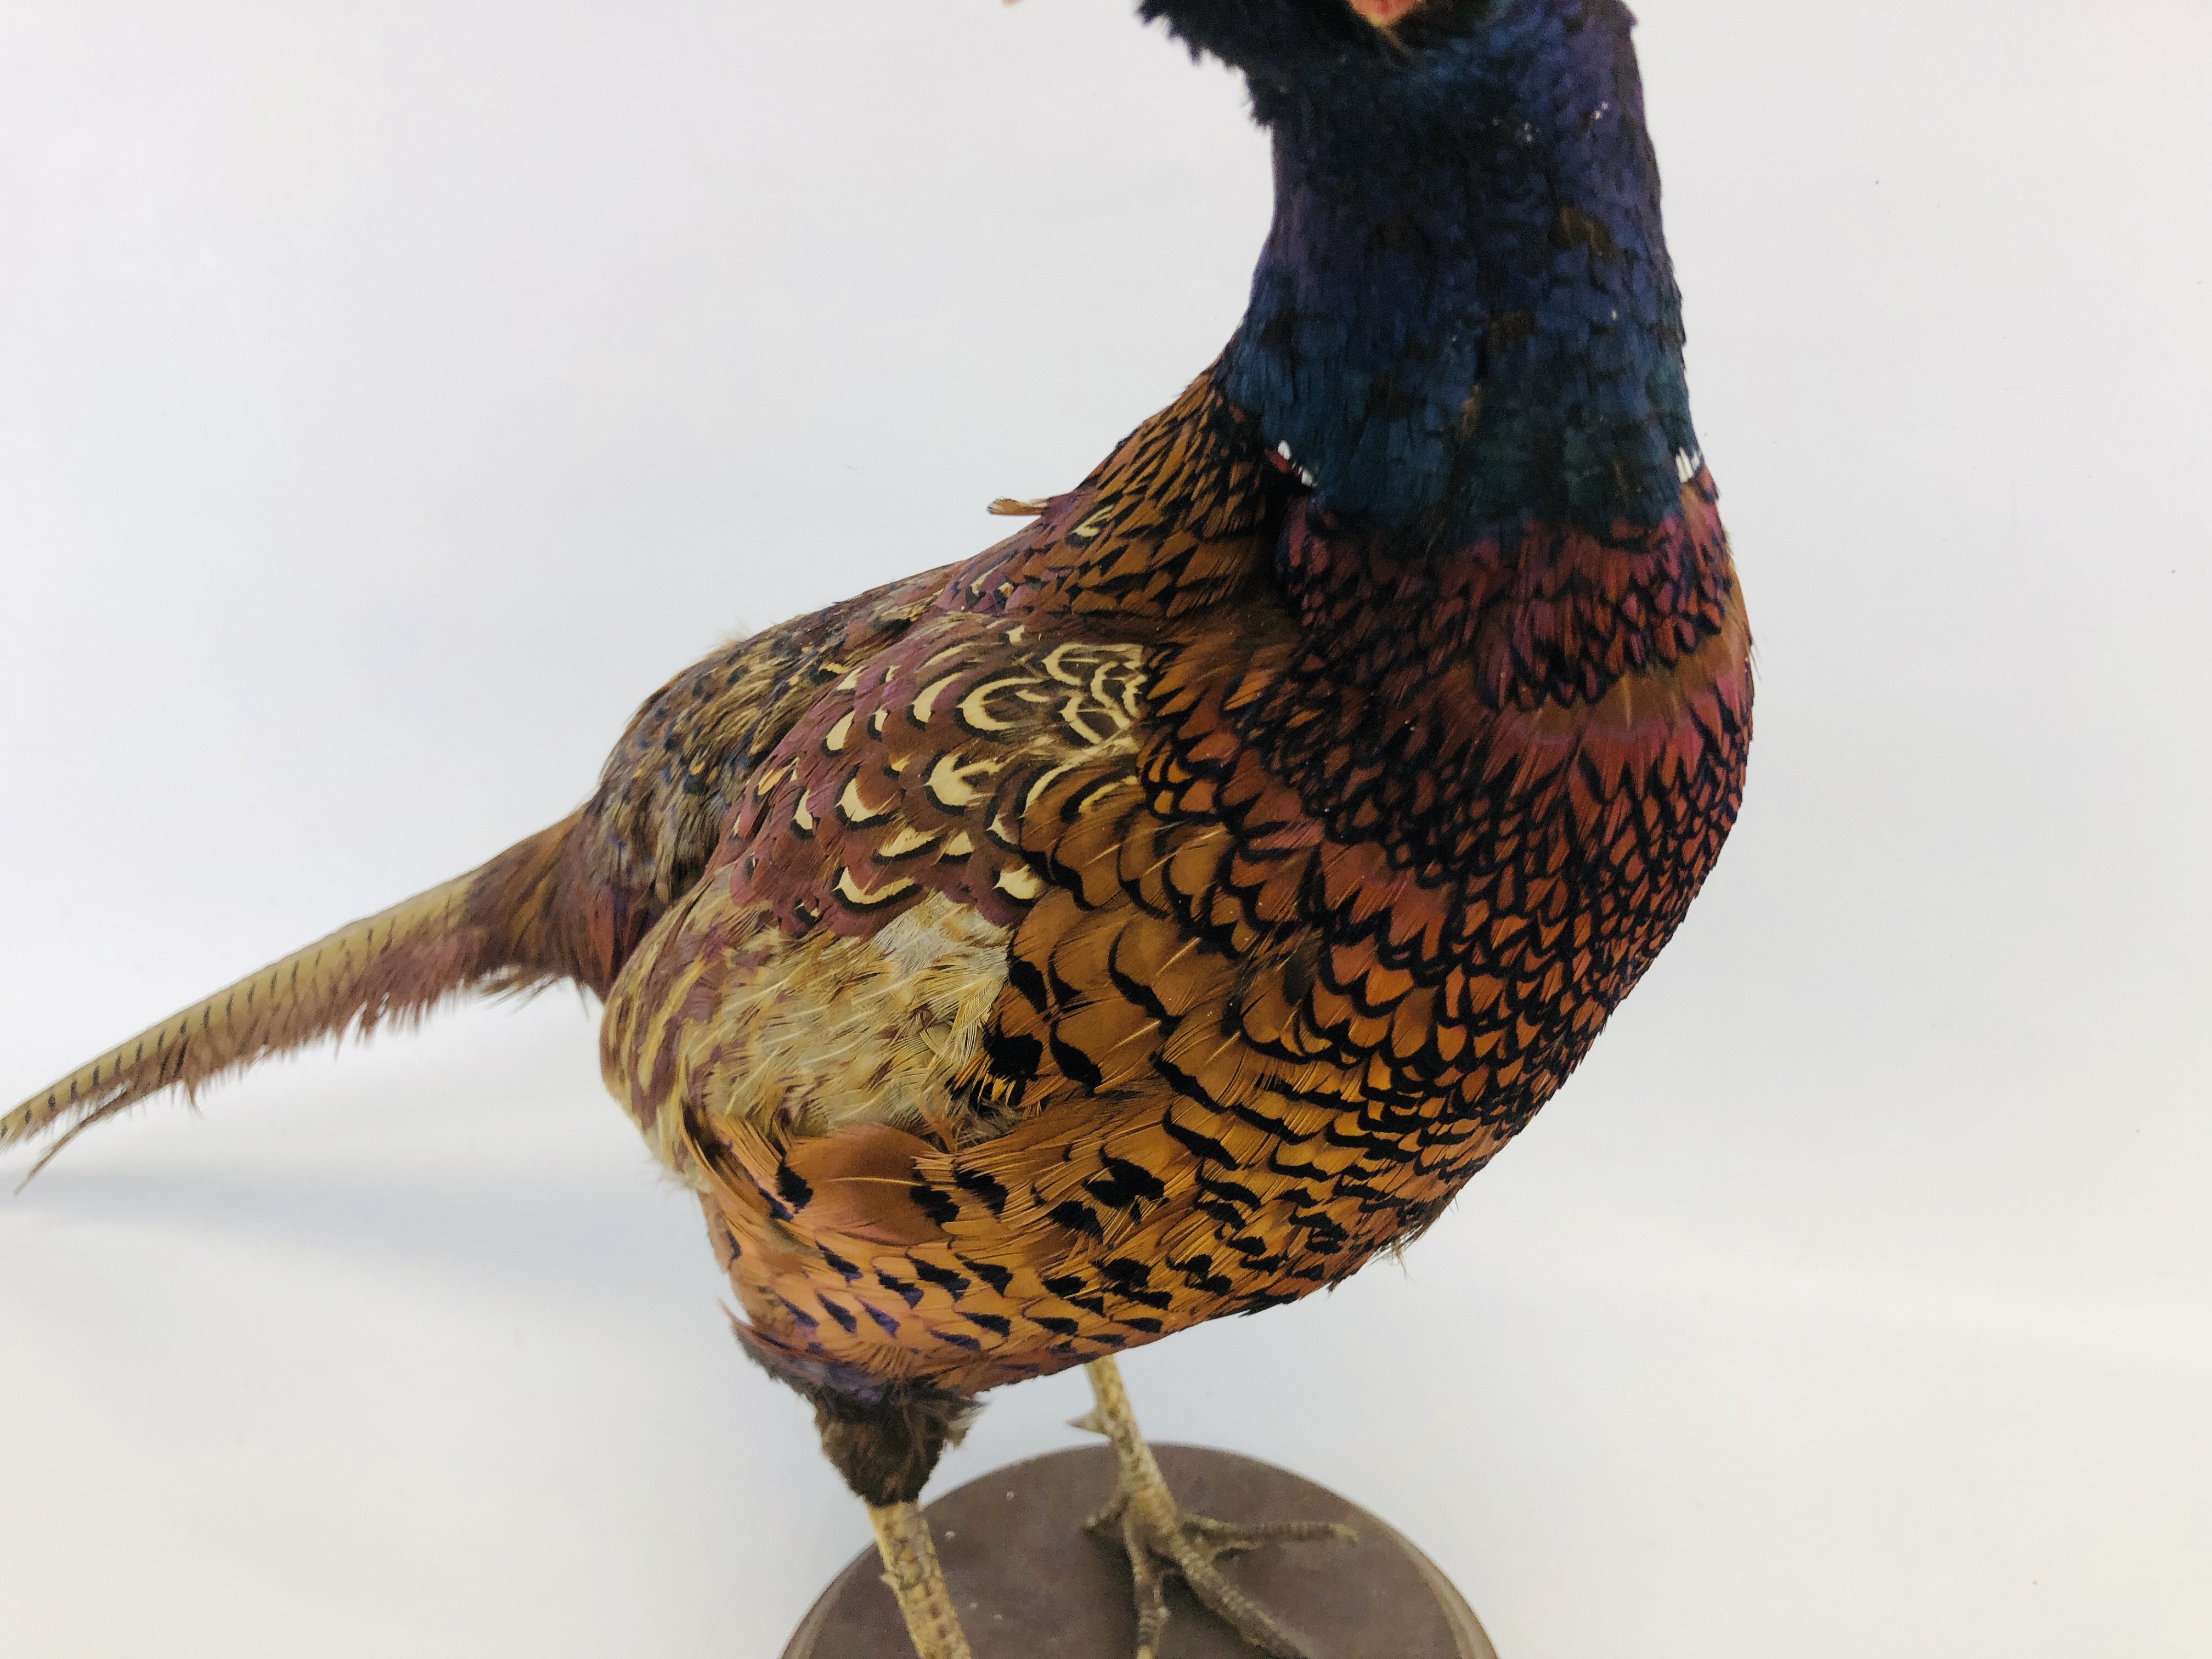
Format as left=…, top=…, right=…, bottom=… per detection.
left=1, top=812, right=591, bottom=1184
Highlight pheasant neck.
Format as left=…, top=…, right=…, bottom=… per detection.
left=1218, top=8, right=1701, bottom=549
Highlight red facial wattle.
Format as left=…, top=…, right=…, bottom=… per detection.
left=1346, top=0, right=1427, bottom=26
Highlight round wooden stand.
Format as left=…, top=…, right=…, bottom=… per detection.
left=783, top=1443, right=1496, bottom=1658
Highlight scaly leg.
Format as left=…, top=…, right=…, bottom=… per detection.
left=867, top=1501, right=975, bottom=1659
left=1076, top=1356, right=1354, bottom=1659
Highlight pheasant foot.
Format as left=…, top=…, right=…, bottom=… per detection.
left=1076, top=1356, right=1353, bottom=1659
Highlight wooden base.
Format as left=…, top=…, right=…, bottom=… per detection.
left=783, top=1443, right=1496, bottom=1658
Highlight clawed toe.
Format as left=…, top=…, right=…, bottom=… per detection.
left=1088, top=1487, right=1353, bottom=1659
left=1186, top=1513, right=1357, bottom=1550
left=1076, top=1358, right=1353, bottom=1659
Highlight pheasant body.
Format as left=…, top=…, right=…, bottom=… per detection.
left=4, top=2, right=1751, bottom=1640
left=580, top=1, right=1755, bottom=1419
left=590, top=360, right=1747, bottom=1410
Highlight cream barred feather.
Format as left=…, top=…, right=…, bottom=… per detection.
left=1, top=815, right=586, bottom=1186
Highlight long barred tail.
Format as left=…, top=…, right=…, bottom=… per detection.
left=2, top=812, right=596, bottom=1186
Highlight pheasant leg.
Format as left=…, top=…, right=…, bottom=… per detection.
left=1076, top=1356, right=1353, bottom=1659
left=867, top=1500, right=976, bottom=1659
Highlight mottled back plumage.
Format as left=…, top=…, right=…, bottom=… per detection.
left=594, top=363, right=1746, bottom=1407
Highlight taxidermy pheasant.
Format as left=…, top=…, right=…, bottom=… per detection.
left=5, top=1, right=1749, bottom=1654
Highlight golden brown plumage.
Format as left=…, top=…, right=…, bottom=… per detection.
left=592, top=370, right=1748, bottom=1408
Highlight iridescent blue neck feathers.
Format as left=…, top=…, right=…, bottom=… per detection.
left=1173, top=0, right=1700, bottom=543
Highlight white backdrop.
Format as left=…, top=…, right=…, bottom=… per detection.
left=3, top=2, right=2208, bottom=1655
